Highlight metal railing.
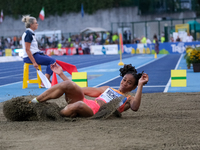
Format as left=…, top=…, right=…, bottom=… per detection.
left=111, top=17, right=200, bottom=42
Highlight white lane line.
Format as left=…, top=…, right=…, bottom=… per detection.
left=0, top=67, right=23, bottom=72
left=0, top=68, right=39, bottom=74
left=94, top=55, right=167, bottom=87
left=94, top=75, right=120, bottom=88
left=0, top=57, right=125, bottom=87
left=163, top=54, right=183, bottom=93
left=143, top=85, right=166, bottom=87
left=0, top=56, right=123, bottom=77
left=174, top=54, right=183, bottom=70
left=0, top=55, right=167, bottom=88
left=0, top=70, right=39, bottom=79
left=0, top=81, right=23, bottom=87
left=111, top=85, right=166, bottom=88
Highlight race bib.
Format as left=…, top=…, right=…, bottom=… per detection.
left=99, top=88, right=127, bottom=106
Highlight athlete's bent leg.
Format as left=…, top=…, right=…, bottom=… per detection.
left=60, top=101, right=94, bottom=117
left=36, top=80, right=84, bottom=103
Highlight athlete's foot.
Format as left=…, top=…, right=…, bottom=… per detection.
left=29, top=97, right=39, bottom=103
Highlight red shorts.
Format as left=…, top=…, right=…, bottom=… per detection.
left=83, top=98, right=100, bottom=115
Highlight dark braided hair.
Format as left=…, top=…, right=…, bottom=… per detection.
left=119, top=64, right=143, bottom=86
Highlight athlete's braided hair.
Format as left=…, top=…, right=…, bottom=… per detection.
left=119, top=64, right=143, bottom=86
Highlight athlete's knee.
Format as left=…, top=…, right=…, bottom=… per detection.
left=75, top=101, right=93, bottom=117
left=76, top=101, right=86, bottom=111
left=60, top=109, right=66, bottom=116
left=59, top=80, right=74, bottom=90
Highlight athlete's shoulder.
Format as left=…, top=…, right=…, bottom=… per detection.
left=24, top=30, right=34, bottom=42
left=25, top=29, right=34, bottom=35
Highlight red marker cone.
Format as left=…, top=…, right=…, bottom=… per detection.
left=51, top=72, right=58, bottom=86
left=51, top=60, right=78, bottom=86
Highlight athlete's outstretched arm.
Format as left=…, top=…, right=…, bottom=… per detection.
left=82, top=86, right=109, bottom=97
left=129, top=73, right=149, bottom=111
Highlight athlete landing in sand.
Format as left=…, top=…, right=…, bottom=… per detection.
left=30, top=63, right=149, bottom=118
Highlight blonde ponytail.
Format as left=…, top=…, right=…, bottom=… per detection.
left=21, top=15, right=36, bottom=28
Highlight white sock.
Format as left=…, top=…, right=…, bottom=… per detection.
left=31, top=97, right=39, bottom=103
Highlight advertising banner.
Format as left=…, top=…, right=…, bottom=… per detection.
left=90, top=45, right=118, bottom=55
left=122, top=42, right=200, bottom=54
left=14, top=49, right=23, bottom=57
left=5, top=49, right=12, bottom=56
left=46, top=47, right=76, bottom=56
left=158, top=42, right=200, bottom=54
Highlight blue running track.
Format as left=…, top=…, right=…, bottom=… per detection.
left=0, top=54, right=199, bottom=102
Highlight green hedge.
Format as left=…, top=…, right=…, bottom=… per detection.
left=0, top=0, right=137, bottom=19
left=1, top=0, right=197, bottom=19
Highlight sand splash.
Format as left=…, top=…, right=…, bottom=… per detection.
left=3, top=96, right=63, bottom=121
left=3, top=96, right=123, bottom=121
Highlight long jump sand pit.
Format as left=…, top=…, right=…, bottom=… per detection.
left=0, top=92, right=200, bottom=150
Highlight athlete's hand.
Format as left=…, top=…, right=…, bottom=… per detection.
left=50, top=62, right=63, bottom=75
left=138, top=73, right=149, bottom=86
left=33, top=62, right=39, bottom=70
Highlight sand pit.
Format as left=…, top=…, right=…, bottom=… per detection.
left=3, top=96, right=123, bottom=121
left=0, top=92, right=200, bottom=150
